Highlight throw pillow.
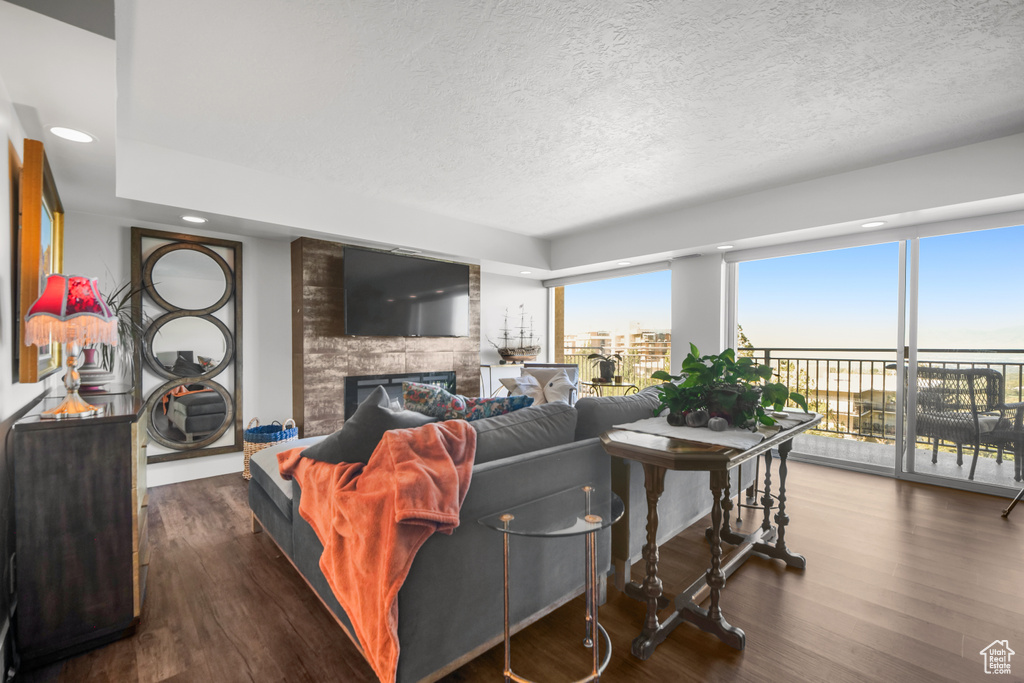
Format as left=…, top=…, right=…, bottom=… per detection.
left=461, top=395, right=534, bottom=421
left=301, top=385, right=437, bottom=465
left=404, top=381, right=533, bottom=421
left=542, top=369, right=576, bottom=404
left=499, top=375, right=546, bottom=405
left=403, top=381, right=466, bottom=419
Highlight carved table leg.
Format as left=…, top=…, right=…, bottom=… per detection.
left=709, top=464, right=744, bottom=546
left=631, top=463, right=667, bottom=659
left=761, top=448, right=774, bottom=533
left=681, top=470, right=745, bottom=650
left=753, top=439, right=806, bottom=569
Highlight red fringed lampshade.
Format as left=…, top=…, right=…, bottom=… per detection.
left=25, top=274, right=118, bottom=347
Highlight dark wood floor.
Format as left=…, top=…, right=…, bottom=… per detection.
left=19, top=462, right=1023, bottom=682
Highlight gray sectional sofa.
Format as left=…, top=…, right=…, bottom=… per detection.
left=248, top=386, right=751, bottom=682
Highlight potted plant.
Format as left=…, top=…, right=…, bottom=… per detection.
left=86, top=281, right=148, bottom=389
left=587, top=352, right=622, bottom=383
left=651, top=343, right=808, bottom=429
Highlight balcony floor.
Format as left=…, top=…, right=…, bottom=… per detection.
left=792, top=433, right=1020, bottom=490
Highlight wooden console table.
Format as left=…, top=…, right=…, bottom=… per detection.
left=11, top=393, right=148, bottom=668
left=599, top=412, right=821, bottom=658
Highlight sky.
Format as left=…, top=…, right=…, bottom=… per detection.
left=738, top=224, right=1024, bottom=351
left=561, top=224, right=1024, bottom=353
left=563, top=270, right=671, bottom=335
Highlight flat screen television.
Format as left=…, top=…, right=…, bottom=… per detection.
left=343, top=247, right=470, bottom=337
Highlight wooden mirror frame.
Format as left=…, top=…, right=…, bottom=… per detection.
left=17, top=139, right=64, bottom=383
left=131, top=227, right=243, bottom=462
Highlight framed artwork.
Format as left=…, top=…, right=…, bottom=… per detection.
left=17, top=139, right=64, bottom=383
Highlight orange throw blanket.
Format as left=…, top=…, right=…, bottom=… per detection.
left=277, top=420, right=477, bottom=683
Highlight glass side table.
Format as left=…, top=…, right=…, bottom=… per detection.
left=479, top=485, right=624, bottom=683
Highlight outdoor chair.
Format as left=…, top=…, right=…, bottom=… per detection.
left=914, top=367, right=1022, bottom=481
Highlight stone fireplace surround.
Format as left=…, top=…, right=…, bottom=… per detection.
left=291, top=237, right=481, bottom=437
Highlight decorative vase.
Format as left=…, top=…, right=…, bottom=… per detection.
left=77, top=347, right=116, bottom=394
left=599, top=361, right=615, bottom=381
left=613, top=375, right=623, bottom=384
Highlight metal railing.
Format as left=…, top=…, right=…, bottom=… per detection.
left=746, top=347, right=1024, bottom=451
left=560, top=345, right=671, bottom=391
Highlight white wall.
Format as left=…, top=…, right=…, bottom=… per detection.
left=62, top=213, right=292, bottom=486
left=0, top=70, right=60, bottom=422
left=479, top=272, right=548, bottom=366
left=670, top=255, right=727, bottom=367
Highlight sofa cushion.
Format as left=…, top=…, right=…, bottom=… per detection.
left=574, top=386, right=663, bottom=441
left=250, top=447, right=295, bottom=521
left=303, top=385, right=437, bottom=465
left=471, top=402, right=577, bottom=464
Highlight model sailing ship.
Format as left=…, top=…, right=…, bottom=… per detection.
left=491, top=305, right=540, bottom=362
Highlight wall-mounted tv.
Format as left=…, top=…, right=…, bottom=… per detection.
left=343, top=247, right=470, bottom=337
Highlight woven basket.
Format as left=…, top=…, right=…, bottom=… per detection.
left=243, top=417, right=297, bottom=480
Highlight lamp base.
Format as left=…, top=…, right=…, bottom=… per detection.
left=40, top=390, right=104, bottom=420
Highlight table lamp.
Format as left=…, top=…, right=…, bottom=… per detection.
left=24, top=274, right=119, bottom=419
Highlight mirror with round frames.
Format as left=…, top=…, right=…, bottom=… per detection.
left=147, top=379, right=233, bottom=450
left=132, top=228, right=243, bottom=462
left=144, top=243, right=232, bottom=313
left=143, top=313, right=233, bottom=381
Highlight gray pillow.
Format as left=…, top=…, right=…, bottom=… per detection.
left=574, top=386, right=663, bottom=441
left=301, top=385, right=437, bottom=465
left=471, top=402, right=577, bottom=464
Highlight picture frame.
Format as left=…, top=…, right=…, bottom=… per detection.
left=17, top=139, right=64, bottom=384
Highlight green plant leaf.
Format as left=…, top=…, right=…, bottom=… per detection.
left=651, top=370, right=675, bottom=382
left=789, top=392, right=809, bottom=412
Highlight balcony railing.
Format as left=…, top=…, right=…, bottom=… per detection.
left=745, top=347, right=1024, bottom=448
left=561, top=345, right=671, bottom=391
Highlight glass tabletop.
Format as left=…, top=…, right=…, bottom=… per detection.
left=478, top=484, right=624, bottom=537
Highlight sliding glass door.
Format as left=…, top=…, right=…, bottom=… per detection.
left=905, top=225, right=1024, bottom=492
left=736, top=223, right=1024, bottom=495
left=737, top=243, right=901, bottom=473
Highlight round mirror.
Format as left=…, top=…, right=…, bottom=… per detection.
left=147, top=379, right=233, bottom=450
left=143, top=313, right=234, bottom=381
left=143, top=243, right=232, bottom=314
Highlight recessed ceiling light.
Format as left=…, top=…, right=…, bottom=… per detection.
left=435, top=290, right=444, bottom=294
left=409, top=295, right=417, bottom=299
left=717, top=245, right=734, bottom=250
left=861, top=221, right=886, bottom=228
left=617, top=261, right=632, bottom=266
left=181, top=215, right=208, bottom=223
left=520, top=270, right=531, bottom=275
left=49, top=126, right=94, bottom=143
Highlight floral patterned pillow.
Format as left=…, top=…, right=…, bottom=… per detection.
left=462, top=395, right=533, bottom=420
left=403, top=382, right=533, bottom=421
left=403, top=382, right=465, bottom=419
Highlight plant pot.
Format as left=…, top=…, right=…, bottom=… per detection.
left=613, top=375, right=623, bottom=384
left=706, top=384, right=762, bottom=428
left=598, top=360, right=615, bottom=381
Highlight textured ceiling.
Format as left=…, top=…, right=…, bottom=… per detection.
left=118, top=0, right=1024, bottom=237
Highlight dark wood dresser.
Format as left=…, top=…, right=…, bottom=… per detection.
left=11, top=393, right=148, bottom=668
